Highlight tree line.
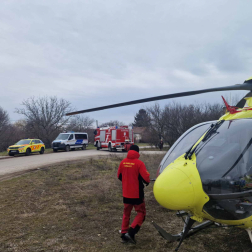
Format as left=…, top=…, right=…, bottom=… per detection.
left=133, top=103, right=224, bottom=146
left=0, top=97, right=94, bottom=151
left=0, top=96, right=225, bottom=152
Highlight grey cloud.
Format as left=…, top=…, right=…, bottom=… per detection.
left=1, top=0, right=252, bottom=123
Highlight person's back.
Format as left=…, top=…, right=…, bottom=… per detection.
left=117, top=145, right=150, bottom=244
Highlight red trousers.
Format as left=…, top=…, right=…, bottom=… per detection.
left=121, top=201, right=146, bottom=234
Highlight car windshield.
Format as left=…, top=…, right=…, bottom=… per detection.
left=15, top=140, right=31, bottom=145
left=56, top=134, right=70, bottom=140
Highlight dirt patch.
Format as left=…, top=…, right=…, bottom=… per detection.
left=0, top=154, right=251, bottom=251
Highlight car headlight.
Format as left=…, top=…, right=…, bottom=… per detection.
left=18, top=146, right=25, bottom=149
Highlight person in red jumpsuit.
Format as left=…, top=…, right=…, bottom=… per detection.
left=117, top=145, right=150, bottom=244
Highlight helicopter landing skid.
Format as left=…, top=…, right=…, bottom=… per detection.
left=152, top=221, right=180, bottom=242
left=152, top=219, right=214, bottom=251
left=246, top=229, right=252, bottom=243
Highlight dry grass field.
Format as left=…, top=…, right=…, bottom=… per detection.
left=0, top=153, right=251, bottom=252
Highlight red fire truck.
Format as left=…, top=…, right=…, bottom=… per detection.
left=94, top=125, right=134, bottom=152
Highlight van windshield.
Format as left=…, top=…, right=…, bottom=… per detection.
left=56, top=134, right=70, bottom=140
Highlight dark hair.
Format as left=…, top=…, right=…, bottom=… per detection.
left=130, top=145, right=139, bottom=153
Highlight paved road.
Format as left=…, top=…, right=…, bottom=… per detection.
left=0, top=149, right=166, bottom=179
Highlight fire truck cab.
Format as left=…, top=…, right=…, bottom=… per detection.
left=94, top=125, right=134, bottom=152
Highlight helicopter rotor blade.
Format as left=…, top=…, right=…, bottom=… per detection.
left=66, top=82, right=252, bottom=116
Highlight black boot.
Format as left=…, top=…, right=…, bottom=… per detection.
left=125, top=227, right=137, bottom=244
left=121, top=233, right=129, bottom=243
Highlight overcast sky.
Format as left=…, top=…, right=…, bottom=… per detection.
left=1, top=0, right=252, bottom=125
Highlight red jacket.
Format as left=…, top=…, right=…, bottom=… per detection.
left=117, top=150, right=150, bottom=199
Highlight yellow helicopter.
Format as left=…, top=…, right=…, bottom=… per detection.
left=67, top=77, right=252, bottom=251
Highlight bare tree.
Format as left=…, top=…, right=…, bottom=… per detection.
left=66, top=115, right=95, bottom=143
left=67, top=115, right=95, bottom=131
left=0, top=120, right=28, bottom=152
left=146, top=104, right=166, bottom=146
left=0, top=107, right=9, bottom=136
left=15, top=96, right=72, bottom=147
left=12, top=120, right=27, bottom=139
left=0, top=107, right=11, bottom=151
left=0, top=109, right=28, bottom=152
left=146, top=102, right=224, bottom=147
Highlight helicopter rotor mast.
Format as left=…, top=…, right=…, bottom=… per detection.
left=66, top=81, right=252, bottom=116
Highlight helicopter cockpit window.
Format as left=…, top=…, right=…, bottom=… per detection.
left=159, top=122, right=214, bottom=174
left=196, top=119, right=252, bottom=220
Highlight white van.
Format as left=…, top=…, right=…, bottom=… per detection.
left=52, top=132, right=88, bottom=152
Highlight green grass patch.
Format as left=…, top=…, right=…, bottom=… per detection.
left=0, top=151, right=8, bottom=156
left=135, top=143, right=152, bottom=147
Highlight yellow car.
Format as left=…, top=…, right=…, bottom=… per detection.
left=7, top=139, right=45, bottom=156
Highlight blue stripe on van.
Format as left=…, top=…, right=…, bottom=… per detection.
left=75, top=140, right=83, bottom=144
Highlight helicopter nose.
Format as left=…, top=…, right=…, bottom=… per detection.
left=153, top=167, right=195, bottom=210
